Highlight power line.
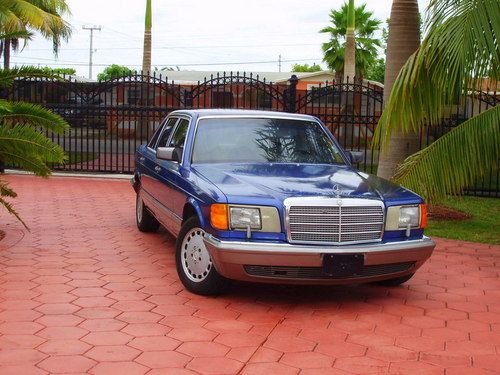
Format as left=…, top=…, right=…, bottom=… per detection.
left=10, top=57, right=321, bottom=68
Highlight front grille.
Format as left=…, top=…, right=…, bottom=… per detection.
left=244, top=262, right=415, bottom=280
left=286, top=199, right=384, bottom=245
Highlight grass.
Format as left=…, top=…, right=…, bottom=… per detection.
left=426, top=196, right=500, bottom=245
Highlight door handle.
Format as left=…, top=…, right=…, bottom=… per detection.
left=154, top=165, right=162, bottom=172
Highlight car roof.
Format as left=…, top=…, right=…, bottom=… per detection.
left=168, top=109, right=318, bottom=121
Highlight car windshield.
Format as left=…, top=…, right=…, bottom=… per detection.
left=191, top=117, right=346, bottom=164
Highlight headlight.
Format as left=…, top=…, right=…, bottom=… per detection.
left=230, top=207, right=261, bottom=230
left=210, top=204, right=280, bottom=232
left=386, top=204, right=427, bottom=231
left=399, top=206, right=419, bottom=228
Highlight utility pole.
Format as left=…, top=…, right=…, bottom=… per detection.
left=278, top=54, right=282, bottom=72
left=82, top=25, right=101, bottom=80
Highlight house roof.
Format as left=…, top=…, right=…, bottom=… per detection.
left=156, top=70, right=336, bottom=84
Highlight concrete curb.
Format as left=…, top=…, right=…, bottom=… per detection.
left=4, top=169, right=132, bottom=180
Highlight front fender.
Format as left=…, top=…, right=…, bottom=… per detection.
left=185, top=197, right=208, bottom=229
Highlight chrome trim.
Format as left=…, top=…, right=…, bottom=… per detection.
left=204, top=234, right=435, bottom=255
left=284, top=197, right=385, bottom=246
left=190, top=115, right=350, bottom=166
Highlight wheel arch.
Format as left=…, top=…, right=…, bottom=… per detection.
left=182, top=198, right=207, bottom=228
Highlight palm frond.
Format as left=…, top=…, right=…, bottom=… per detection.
left=0, top=66, right=63, bottom=88
left=0, top=178, right=28, bottom=229
left=0, top=124, right=67, bottom=176
left=394, top=106, right=500, bottom=201
left=373, top=0, right=499, bottom=149
left=0, top=100, right=69, bottom=134
left=0, top=29, right=33, bottom=41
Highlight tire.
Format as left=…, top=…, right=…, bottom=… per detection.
left=136, top=193, right=160, bottom=232
left=376, top=273, right=415, bottom=286
left=175, top=216, right=225, bottom=295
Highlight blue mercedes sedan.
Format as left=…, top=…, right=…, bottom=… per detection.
left=132, top=109, right=435, bottom=295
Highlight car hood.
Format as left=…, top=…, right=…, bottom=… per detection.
left=192, top=163, right=419, bottom=204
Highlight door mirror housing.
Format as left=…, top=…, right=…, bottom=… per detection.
left=346, top=151, right=364, bottom=164
left=157, top=147, right=182, bottom=162
left=157, top=147, right=175, bottom=161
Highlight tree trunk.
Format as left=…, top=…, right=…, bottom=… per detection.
left=3, top=39, right=11, bottom=69
left=376, top=0, right=420, bottom=180
left=139, top=0, right=152, bottom=140
left=142, top=0, right=152, bottom=75
left=343, top=0, right=356, bottom=83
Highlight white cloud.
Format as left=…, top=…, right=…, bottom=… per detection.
left=10, top=0, right=429, bottom=79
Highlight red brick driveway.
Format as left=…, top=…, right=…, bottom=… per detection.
left=1, top=175, right=499, bottom=375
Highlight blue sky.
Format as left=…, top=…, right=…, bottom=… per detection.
left=10, top=0, right=430, bottom=79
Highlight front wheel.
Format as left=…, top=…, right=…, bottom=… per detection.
left=376, top=273, right=415, bottom=286
left=175, top=217, right=225, bottom=295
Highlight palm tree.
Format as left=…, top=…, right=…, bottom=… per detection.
left=320, top=2, right=381, bottom=79
left=373, top=0, right=499, bottom=201
left=142, top=0, right=152, bottom=75
left=0, top=0, right=71, bottom=68
left=0, top=62, right=68, bottom=227
left=375, top=0, right=421, bottom=180
left=343, top=0, right=356, bottom=82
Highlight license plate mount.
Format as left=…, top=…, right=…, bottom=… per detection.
left=322, top=254, right=364, bottom=277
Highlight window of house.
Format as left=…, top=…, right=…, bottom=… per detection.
left=308, top=84, right=341, bottom=107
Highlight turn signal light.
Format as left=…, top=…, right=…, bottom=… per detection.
left=419, top=204, right=428, bottom=229
left=210, top=204, right=228, bottom=230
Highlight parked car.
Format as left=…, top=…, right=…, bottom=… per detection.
left=132, top=109, right=435, bottom=295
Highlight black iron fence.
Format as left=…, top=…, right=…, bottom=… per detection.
left=9, top=72, right=499, bottom=196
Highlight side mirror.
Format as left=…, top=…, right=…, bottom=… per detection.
left=157, top=147, right=175, bottom=161
left=347, top=151, right=364, bottom=164
left=157, top=147, right=182, bottom=162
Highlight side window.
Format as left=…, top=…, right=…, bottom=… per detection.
left=168, top=119, right=190, bottom=162
left=148, top=119, right=167, bottom=148
left=156, top=117, right=178, bottom=148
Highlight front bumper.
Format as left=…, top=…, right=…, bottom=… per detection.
left=204, top=235, right=436, bottom=284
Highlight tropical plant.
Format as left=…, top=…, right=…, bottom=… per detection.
left=373, top=0, right=499, bottom=201
left=343, top=0, right=356, bottom=82
left=0, top=0, right=71, bottom=68
left=366, top=57, right=385, bottom=83
left=0, top=65, right=68, bottom=227
left=97, top=64, right=134, bottom=81
left=320, top=1, right=382, bottom=78
left=291, top=63, right=322, bottom=72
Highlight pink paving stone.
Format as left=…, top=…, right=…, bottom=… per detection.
left=0, top=348, right=48, bottom=365
left=35, top=314, right=84, bottom=327
left=128, top=336, right=181, bottom=351
left=121, top=322, right=171, bottom=336
left=78, top=318, right=127, bottom=332
left=0, top=364, right=49, bottom=375
left=37, top=339, right=92, bottom=355
left=168, top=327, right=218, bottom=342
left=280, top=351, right=334, bottom=369
left=89, top=361, right=149, bottom=375
left=86, top=345, right=141, bottom=362
left=135, top=350, right=191, bottom=368
left=241, top=362, right=300, bottom=375
left=177, top=341, right=231, bottom=357
left=0, top=334, right=45, bottom=349
left=82, top=331, right=133, bottom=345
left=37, top=355, right=96, bottom=373
left=187, top=356, right=244, bottom=374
